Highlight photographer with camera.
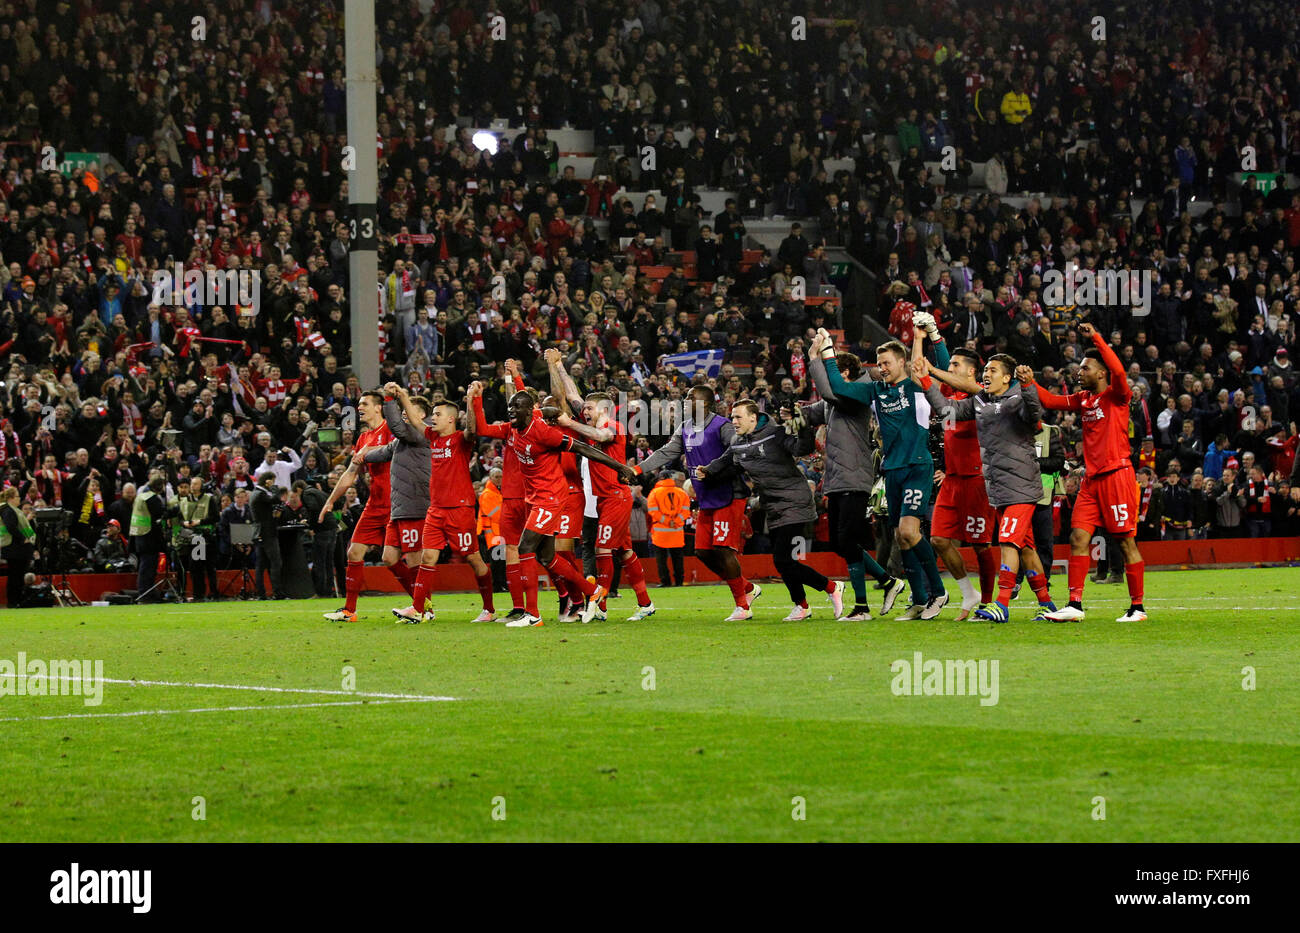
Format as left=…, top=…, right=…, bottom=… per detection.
left=176, top=476, right=219, bottom=601
left=128, top=474, right=168, bottom=602
left=1, top=485, right=36, bottom=607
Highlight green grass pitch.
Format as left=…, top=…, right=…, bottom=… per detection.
left=1, top=566, right=1297, bottom=842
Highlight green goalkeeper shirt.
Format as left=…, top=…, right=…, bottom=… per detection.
left=822, top=357, right=934, bottom=472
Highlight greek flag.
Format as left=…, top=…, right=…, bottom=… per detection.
left=661, top=349, right=725, bottom=379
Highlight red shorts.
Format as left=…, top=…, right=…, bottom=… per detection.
left=1072, top=465, right=1139, bottom=536
left=500, top=497, right=527, bottom=547
left=595, top=492, right=632, bottom=551
left=424, top=505, right=478, bottom=556
left=695, top=498, right=746, bottom=550
left=352, top=506, right=389, bottom=547
left=559, top=487, right=584, bottom=539
left=525, top=500, right=574, bottom=537
left=995, top=503, right=1037, bottom=549
left=385, top=518, right=426, bottom=554
left=930, top=474, right=996, bottom=544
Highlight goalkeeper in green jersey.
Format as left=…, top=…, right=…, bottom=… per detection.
left=810, top=328, right=949, bottom=620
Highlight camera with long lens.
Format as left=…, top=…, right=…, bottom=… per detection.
left=32, top=508, right=77, bottom=574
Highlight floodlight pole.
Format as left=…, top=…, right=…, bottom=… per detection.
left=345, top=0, right=380, bottom=388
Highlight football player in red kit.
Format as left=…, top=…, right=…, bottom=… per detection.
left=548, top=393, right=590, bottom=623
left=1025, top=323, right=1147, bottom=622
left=496, top=360, right=531, bottom=616
left=384, top=385, right=497, bottom=624
left=470, top=383, right=638, bottom=626
left=319, top=391, right=404, bottom=622
left=556, top=395, right=657, bottom=621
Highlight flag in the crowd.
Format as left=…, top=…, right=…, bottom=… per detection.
left=660, top=349, right=724, bottom=379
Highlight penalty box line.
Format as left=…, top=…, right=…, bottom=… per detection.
left=0, top=697, right=442, bottom=723
left=4, top=675, right=457, bottom=702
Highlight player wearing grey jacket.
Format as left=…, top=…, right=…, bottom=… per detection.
left=362, top=396, right=433, bottom=522
left=922, top=354, right=1056, bottom=622
left=696, top=400, right=842, bottom=620
left=806, top=351, right=903, bottom=620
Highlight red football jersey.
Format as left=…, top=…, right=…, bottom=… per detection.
left=941, top=387, right=983, bottom=477
left=472, top=374, right=527, bottom=499
left=500, top=442, right=524, bottom=499
left=1036, top=333, right=1133, bottom=477
left=425, top=428, right=476, bottom=508
left=508, top=416, right=572, bottom=506
left=357, top=421, right=394, bottom=512
left=589, top=419, right=629, bottom=498
left=559, top=426, right=582, bottom=492
left=472, top=397, right=571, bottom=507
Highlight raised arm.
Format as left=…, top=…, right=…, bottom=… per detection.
left=556, top=411, right=614, bottom=444
left=469, top=385, right=510, bottom=439
left=1081, top=322, right=1129, bottom=401
left=1019, top=368, right=1079, bottom=412
left=808, top=352, right=840, bottom=405
left=813, top=330, right=875, bottom=405
left=387, top=382, right=433, bottom=439
left=545, top=347, right=584, bottom=416
left=380, top=392, right=425, bottom=445
left=1016, top=371, right=1043, bottom=426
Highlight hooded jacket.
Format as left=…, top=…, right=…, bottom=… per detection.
left=700, top=416, right=816, bottom=528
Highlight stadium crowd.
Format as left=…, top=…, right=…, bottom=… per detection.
left=1, top=0, right=1299, bottom=607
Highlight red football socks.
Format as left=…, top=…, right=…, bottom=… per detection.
left=996, top=566, right=1018, bottom=606
left=620, top=551, right=652, bottom=607
left=726, top=576, right=750, bottom=608
left=475, top=572, right=495, bottom=612
left=506, top=562, right=524, bottom=611
left=1125, top=560, right=1145, bottom=606
left=519, top=554, right=539, bottom=616
left=345, top=560, right=364, bottom=612
left=1068, top=553, right=1090, bottom=604
left=546, top=554, right=595, bottom=597
left=389, top=560, right=415, bottom=597
left=412, top=563, right=437, bottom=613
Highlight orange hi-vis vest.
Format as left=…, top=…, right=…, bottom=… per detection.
left=478, top=480, right=503, bottom=546
left=646, top=479, right=689, bottom=548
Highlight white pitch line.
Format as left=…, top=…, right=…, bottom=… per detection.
left=4, top=674, right=457, bottom=702
left=0, top=697, right=443, bottom=723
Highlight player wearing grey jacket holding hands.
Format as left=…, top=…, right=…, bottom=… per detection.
left=919, top=352, right=1057, bottom=623
left=805, top=346, right=906, bottom=620
left=696, top=399, right=846, bottom=621
left=359, top=386, right=434, bottom=617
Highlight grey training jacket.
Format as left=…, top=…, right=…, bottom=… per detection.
left=701, top=419, right=816, bottom=528
left=926, top=380, right=1042, bottom=508
left=363, top=399, right=432, bottom=521
left=806, top=353, right=876, bottom=494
